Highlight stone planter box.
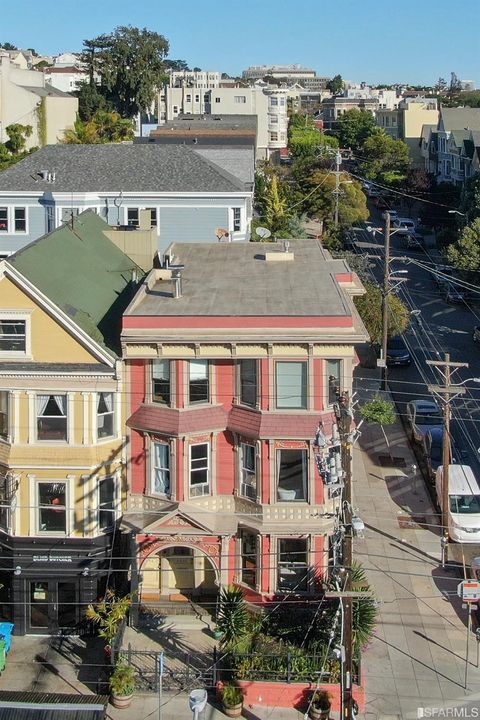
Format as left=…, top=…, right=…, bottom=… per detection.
left=234, top=680, right=365, bottom=712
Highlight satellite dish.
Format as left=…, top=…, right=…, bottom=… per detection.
left=256, top=226, right=271, bottom=239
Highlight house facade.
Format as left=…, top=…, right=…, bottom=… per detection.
left=376, top=98, right=438, bottom=165
left=120, top=240, right=367, bottom=611
left=422, top=107, right=480, bottom=184
left=0, top=212, right=142, bottom=634
left=0, top=144, right=253, bottom=256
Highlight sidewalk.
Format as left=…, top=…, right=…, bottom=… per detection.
left=354, top=375, right=480, bottom=719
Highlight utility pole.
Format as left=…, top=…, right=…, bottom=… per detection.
left=334, top=392, right=354, bottom=719
left=427, top=354, right=467, bottom=563
left=333, top=149, right=342, bottom=227
left=381, top=212, right=391, bottom=391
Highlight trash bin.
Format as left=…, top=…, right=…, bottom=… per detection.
left=0, top=623, right=14, bottom=653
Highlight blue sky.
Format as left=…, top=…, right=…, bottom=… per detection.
left=2, top=0, right=478, bottom=86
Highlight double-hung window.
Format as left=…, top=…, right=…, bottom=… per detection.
left=189, top=360, right=209, bottom=404
left=152, top=442, right=170, bottom=496
left=0, top=208, right=7, bottom=232
left=37, top=395, right=67, bottom=442
left=277, top=538, right=308, bottom=592
left=189, top=443, right=209, bottom=497
left=152, top=360, right=171, bottom=404
left=99, top=475, right=115, bottom=530
left=240, top=443, right=256, bottom=500
left=14, top=208, right=26, bottom=232
left=232, top=208, right=241, bottom=232
left=277, top=448, right=308, bottom=501
left=38, top=482, right=67, bottom=533
left=238, top=359, right=257, bottom=407
left=0, top=319, right=26, bottom=354
left=0, top=392, right=9, bottom=440
left=327, top=359, right=341, bottom=405
left=276, top=362, right=307, bottom=409
left=240, top=530, right=258, bottom=587
left=97, top=392, right=114, bottom=439
left=127, top=208, right=139, bottom=227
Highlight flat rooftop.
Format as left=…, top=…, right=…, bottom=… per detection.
left=126, top=240, right=361, bottom=318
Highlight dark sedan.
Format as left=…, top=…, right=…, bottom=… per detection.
left=386, top=336, right=411, bottom=366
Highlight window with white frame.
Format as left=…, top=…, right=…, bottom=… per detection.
left=232, top=207, right=241, bottom=232
left=0, top=208, right=7, bottom=232
left=234, top=96, right=246, bottom=104
left=97, top=392, right=114, bottom=439
left=270, top=97, right=278, bottom=106
left=0, top=319, right=26, bottom=354
left=277, top=448, right=308, bottom=502
left=189, top=443, right=210, bottom=496
left=37, top=395, right=67, bottom=442
left=327, top=359, right=341, bottom=405
left=186, top=94, right=191, bottom=102
left=38, top=481, right=67, bottom=533
left=46, top=206, right=55, bottom=233
left=240, top=443, right=256, bottom=500
left=270, top=132, right=278, bottom=142
left=99, top=475, right=116, bottom=530
left=152, top=442, right=170, bottom=495
left=238, top=359, right=257, bottom=407
left=277, top=538, right=308, bottom=592
left=215, top=97, right=221, bottom=103
left=276, top=362, right=307, bottom=409
left=240, top=529, right=258, bottom=586
left=270, top=115, right=278, bottom=124
left=127, top=208, right=139, bottom=227
left=0, top=391, right=9, bottom=440
left=152, top=360, right=171, bottom=404
left=189, top=360, right=209, bottom=404
left=14, top=208, right=26, bottom=232
left=0, top=473, right=9, bottom=530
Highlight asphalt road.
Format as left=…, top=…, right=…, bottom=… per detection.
left=351, top=208, right=480, bottom=478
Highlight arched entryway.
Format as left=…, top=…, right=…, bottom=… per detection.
left=140, top=544, right=219, bottom=602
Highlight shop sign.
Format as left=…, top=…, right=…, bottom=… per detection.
left=32, top=555, right=73, bottom=563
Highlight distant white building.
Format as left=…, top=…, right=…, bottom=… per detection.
left=169, top=70, right=221, bottom=88
left=44, top=65, right=97, bottom=94
left=460, top=80, right=476, bottom=92
left=54, top=52, right=82, bottom=67
left=242, top=64, right=328, bottom=92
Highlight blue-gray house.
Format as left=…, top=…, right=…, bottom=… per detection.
left=0, top=143, right=253, bottom=255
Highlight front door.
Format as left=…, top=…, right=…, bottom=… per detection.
left=28, top=580, right=78, bottom=634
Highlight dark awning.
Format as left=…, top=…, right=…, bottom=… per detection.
left=0, top=692, right=108, bottom=720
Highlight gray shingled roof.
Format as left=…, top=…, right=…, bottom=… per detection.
left=440, top=107, right=480, bottom=132
left=0, top=144, right=246, bottom=193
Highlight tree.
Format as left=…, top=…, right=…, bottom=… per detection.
left=5, top=124, right=32, bottom=155
left=354, top=282, right=410, bottom=344
left=461, top=171, right=480, bottom=222
left=85, top=588, right=132, bottom=648
left=0, top=42, right=17, bottom=51
left=82, top=26, right=169, bottom=117
left=294, top=169, right=368, bottom=228
left=164, top=59, right=190, bottom=72
left=403, top=168, right=433, bottom=215
left=63, top=111, right=134, bottom=144
left=264, top=175, right=291, bottom=234
left=449, top=71, right=462, bottom=97
left=360, top=128, right=410, bottom=183
left=360, top=394, right=396, bottom=457
left=446, top=219, right=480, bottom=272
left=193, top=66, right=202, bottom=72
left=74, top=81, right=111, bottom=121
left=215, top=586, right=249, bottom=649
left=435, top=77, right=447, bottom=94
left=336, top=109, right=376, bottom=151
left=326, top=74, right=343, bottom=95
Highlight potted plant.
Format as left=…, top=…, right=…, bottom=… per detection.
left=220, top=683, right=244, bottom=718
left=309, top=689, right=331, bottom=720
left=109, top=661, right=137, bottom=709
left=85, top=588, right=132, bottom=659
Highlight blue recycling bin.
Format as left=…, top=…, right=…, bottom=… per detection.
left=0, top=623, right=14, bottom=653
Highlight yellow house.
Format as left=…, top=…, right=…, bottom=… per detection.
left=0, top=212, right=142, bottom=635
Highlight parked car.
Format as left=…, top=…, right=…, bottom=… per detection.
left=406, top=399, right=443, bottom=443
left=382, top=209, right=398, bottom=221
left=432, top=264, right=454, bottom=287
left=473, top=326, right=480, bottom=343
left=392, top=217, right=416, bottom=235
left=386, top=335, right=411, bottom=366
left=421, top=427, right=443, bottom=481
left=443, top=282, right=465, bottom=304
left=435, top=465, right=480, bottom=543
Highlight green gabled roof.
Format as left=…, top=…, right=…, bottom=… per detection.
left=8, top=211, right=144, bottom=357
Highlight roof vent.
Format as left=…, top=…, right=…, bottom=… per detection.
left=172, top=269, right=182, bottom=299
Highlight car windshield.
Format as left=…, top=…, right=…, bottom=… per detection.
left=450, top=494, right=480, bottom=514
left=388, top=338, right=406, bottom=351
left=416, top=413, right=442, bottom=425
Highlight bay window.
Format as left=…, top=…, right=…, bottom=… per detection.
left=99, top=475, right=115, bottom=530
left=240, top=530, right=258, bottom=587
left=276, top=362, right=307, bottom=409
left=152, top=360, right=171, bottom=404
left=277, top=448, right=308, bottom=501
left=277, top=538, right=308, bottom=592
left=97, top=392, right=114, bottom=438
left=327, top=359, right=342, bottom=405
left=189, top=360, right=209, bottom=404
left=152, top=442, right=170, bottom=496
left=37, top=395, right=67, bottom=442
left=189, top=443, right=209, bottom=497
left=38, top=482, right=66, bottom=533
left=240, top=443, right=256, bottom=500
left=0, top=392, right=8, bottom=439
left=238, top=359, right=257, bottom=407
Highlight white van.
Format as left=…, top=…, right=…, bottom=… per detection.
left=393, top=217, right=416, bottom=235
left=435, top=465, right=480, bottom=542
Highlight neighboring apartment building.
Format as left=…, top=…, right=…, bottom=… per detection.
left=44, top=65, right=93, bottom=94
left=0, top=211, right=143, bottom=634
left=0, top=56, right=78, bottom=148
left=242, top=65, right=329, bottom=92
left=422, top=107, right=480, bottom=184
left=120, top=240, right=367, bottom=609
left=321, top=96, right=379, bottom=131
left=0, top=143, right=253, bottom=255
left=157, top=85, right=289, bottom=158
left=169, top=70, right=221, bottom=89
left=376, top=98, right=439, bottom=165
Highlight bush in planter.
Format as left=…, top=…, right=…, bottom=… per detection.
left=109, top=661, right=137, bottom=707
left=85, top=588, right=133, bottom=650
left=215, top=586, right=249, bottom=649
left=220, top=683, right=244, bottom=708
left=312, top=689, right=331, bottom=711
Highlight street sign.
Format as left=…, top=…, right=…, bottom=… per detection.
left=458, top=580, right=480, bottom=602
